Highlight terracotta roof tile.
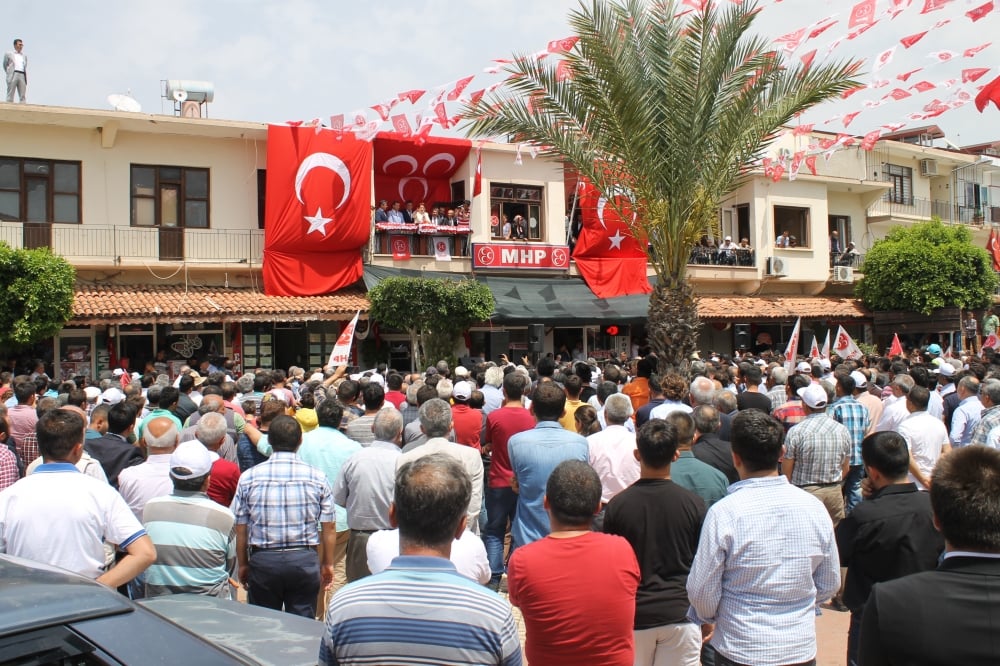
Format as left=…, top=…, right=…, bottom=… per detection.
left=72, top=284, right=368, bottom=325
left=698, top=296, right=869, bottom=321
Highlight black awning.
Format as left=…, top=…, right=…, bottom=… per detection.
left=363, top=266, right=653, bottom=325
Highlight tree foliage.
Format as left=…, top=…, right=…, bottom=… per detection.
left=856, top=219, right=997, bottom=315
left=367, top=277, right=495, bottom=368
left=0, top=243, right=76, bottom=349
left=461, top=0, right=861, bottom=370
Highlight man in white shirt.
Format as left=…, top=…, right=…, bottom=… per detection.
left=0, top=409, right=155, bottom=586
left=3, top=39, right=27, bottom=103
left=366, top=528, right=490, bottom=584
left=118, top=417, right=179, bottom=522
left=587, top=394, right=639, bottom=511
left=897, top=386, right=950, bottom=490
left=875, top=375, right=915, bottom=433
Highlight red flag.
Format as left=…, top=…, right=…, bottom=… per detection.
left=805, top=155, right=818, bottom=175
left=473, top=149, right=483, bottom=198
left=329, top=114, right=344, bottom=132
left=849, top=0, right=877, bottom=27
left=964, top=43, right=992, bottom=58
left=469, top=89, right=485, bottom=105
left=447, top=76, right=475, bottom=102
left=899, top=31, right=928, bottom=48
left=963, top=68, right=991, bottom=83
left=911, top=81, right=937, bottom=92
left=397, top=89, right=426, bottom=104
left=889, top=0, right=913, bottom=17
left=975, top=74, right=1000, bottom=111
left=989, top=228, right=1000, bottom=271
left=897, top=68, right=923, bottom=81
left=842, top=111, right=861, bottom=127
left=573, top=179, right=651, bottom=299
left=889, top=333, right=904, bottom=357
left=792, top=123, right=815, bottom=136
left=373, top=134, right=471, bottom=204
left=861, top=129, right=881, bottom=150
left=434, top=102, right=450, bottom=128
left=800, top=49, right=817, bottom=70
left=390, top=236, right=411, bottom=261
left=920, top=0, right=954, bottom=13
left=967, top=1, right=994, bottom=21
left=809, top=18, right=838, bottom=39
left=556, top=60, right=573, bottom=82
left=547, top=36, right=579, bottom=53
left=263, top=125, right=373, bottom=296
left=390, top=114, right=413, bottom=137
left=842, top=85, right=867, bottom=99
left=371, top=101, right=394, bottom=121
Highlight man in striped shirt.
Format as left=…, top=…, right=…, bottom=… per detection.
left=144, top=441, right=236, bottom=598
left=320, top=453, right=522, bottom=665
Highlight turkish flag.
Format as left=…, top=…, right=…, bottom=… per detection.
left=473, top=149, right=483, bottom=198
left=900, top=30, right=928, bottom=49
left=963, top=68, right=991, bottom=83
left=988, top=228, right=1000, bottom=271
left=263, top=125, right=373, bottom=296
left=920, top=0, right=954, bottom=13
left=889, top=333, right=904, bottom=357
left=547, top=36, right=579, bottom=53
left=975, top=74, right=1000, bottom=111
left=967, top=1, right=994, bottom=21
left=573, top=179, right=652, bottom=299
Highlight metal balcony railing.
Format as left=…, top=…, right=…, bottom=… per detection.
left=688, top=246, right=756, bottom=267
left=867, top=196, right=997, bottom=224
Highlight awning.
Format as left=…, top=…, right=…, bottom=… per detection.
left=71, top=284, right=368, bottom=325
left=363, top=266, right=870, bottom=325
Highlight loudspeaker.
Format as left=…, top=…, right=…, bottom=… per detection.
left=734, top=323, right=751, bottom=350
left=489, top=330, right=510, bottom=360
left=528, top=324, right=545, bottom=352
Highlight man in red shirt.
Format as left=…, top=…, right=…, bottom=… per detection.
left=450, top=381, right=483, bottom=452
left=508, top=459, right=640, bottom=666
left=483, top=371, right=535, bottom=589
left=383, top=373, right=407, bottom=410
left=195, top=412, right=240, bottom=507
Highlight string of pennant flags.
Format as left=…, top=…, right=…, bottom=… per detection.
left=284, top=0, right=999, bottom=178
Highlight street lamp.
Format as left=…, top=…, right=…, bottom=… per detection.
left=950, top=157, right=992, bottom=224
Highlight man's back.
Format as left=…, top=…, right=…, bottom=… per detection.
left=84, top=433, right=144, bottom=487
left=670, top=450, right=729, bottom=506
left=692, top=433, right=738, bottom=484
left=687, top=476, right=840, bottom=666
left=118, top=454, right=173, bottom=521
left=333, top=442, right=399, bottom=531
left=345, top=415, right=376, bottom=445
left=320, top=556, right=522, bottom=665
left=484, top=405, right=534, bottom=489
left=299, top=427, right=362, bottom=532
left=508, top=532, right=638, bottom=666
left=508, top=423, right=588, bottom=547
left=861, top=556, right=1000, bottom=665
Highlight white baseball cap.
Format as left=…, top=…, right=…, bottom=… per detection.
left=99, top=388, right=125, bottom=405
left=453, top=381, right=473, bottom=401
left=83, top=386, right=101, bottom=401
left=849, top=370, right=867, bottom=388
left=169, top=441, right=219, bottom=480
left=797, top=383, right=828, bottom=409
left=796, top=361, right=812, bottom=373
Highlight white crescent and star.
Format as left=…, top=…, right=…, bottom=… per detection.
left=383, top=155, right=419, bottom=174
left=608, top=230, right=626, bottom=250
left=294, top=152, right=353, bottom=237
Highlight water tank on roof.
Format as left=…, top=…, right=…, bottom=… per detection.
left=165, top=80, right=215, bottom=104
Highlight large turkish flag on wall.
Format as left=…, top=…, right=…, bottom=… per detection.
left=573, top=180, right=652, bottom=299
left=263, top=125, right=373, bottom=296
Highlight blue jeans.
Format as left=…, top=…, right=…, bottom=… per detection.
left=484, top=486, right=518, bottom=584
left=844, top=464, right=865, bottom=515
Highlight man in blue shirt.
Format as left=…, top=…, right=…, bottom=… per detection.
left=688, top=409, right=840, bottom=666
left=508, top=382, right=589, bottom=548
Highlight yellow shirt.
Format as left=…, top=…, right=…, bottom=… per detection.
left=559, top=398, right=585, bottom=432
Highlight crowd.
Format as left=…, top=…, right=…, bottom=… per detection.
left=1, top=342, right=999, bottom=665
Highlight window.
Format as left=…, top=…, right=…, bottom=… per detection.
left=0, top=157, right=81, bottom=223
left=490, top=185, right=543, bottom=240
left=131, top=165, right=209, bottom=228
left=773, top=206, right=810, bottom=247
left=829, top=215, right=851, bottom=244
left=883, top=163, right=913, bottom=205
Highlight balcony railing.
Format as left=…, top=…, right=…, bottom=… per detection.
left=688, top=246, right=756, bottom=267
left=830, top=251, right=865, bottom=269
left=0, top=222, right=264, bottom=264
left=867, top=196, right=998, bottom=224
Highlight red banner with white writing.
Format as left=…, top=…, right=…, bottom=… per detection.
left=263, top=125, right=373, bottom=296
left=472, top=243, right=570, bottom=270
left=573, top=180, right=652, bottom=299
left=373, top=133, right=471, bottom=206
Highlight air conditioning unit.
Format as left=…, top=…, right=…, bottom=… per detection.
left=833, top=265, right=854, bottom=282
left=766, top=257, right=787, bottom=276
left=919, top=159, right=938, bottom=176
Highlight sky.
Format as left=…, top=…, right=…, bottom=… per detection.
left=8, top=0, right=1000, bottom=148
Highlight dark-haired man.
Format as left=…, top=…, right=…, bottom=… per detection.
left=691, top=405, right=738, bottom=484
left=688, top=410, right=840, bottom=666
left=508, top=383, right=589, bottom=548
left=860, top=446, right=1000, bottom=664
left=623, top=357, right=653, bottom=413
left=8, top=380, right=37, bottom=462
left=234, top=415, right=335, bottom=617
left=828, top=373, right=870, bottom=514
left=85, top=402, right=145, bottom=488
left=836, top=432, right=943, bottom=666
left=897, top=385, right=950, bottom=490
left=508, top=460, right=639, bottom=666
left=138, top=386, right=183, bottom=440
left=0, top=410, right=156, bottom=586
left=143, top=440, right=236, bottom=599
left=320, top=454, right=522, bottom=665
left=604, top=421, right=706, bottom=666
left=665, top=411, right=728, bottom=507
left=735, top=365, right=771, bottom=413
left=345, top=382, right=385, bottom=445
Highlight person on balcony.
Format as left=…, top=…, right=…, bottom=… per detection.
left=387, top=201, right=405, bottom=224
left=430, top=207, right=446, bottom=225
left=830, top=230, right=842, bottom=254
left=374, top=200, right=389, bottom=223
left=512, top=215, right=527, bottom=240
left=718, top=236, right=737, bottom=265
left=775, top=229, right=791, bottom=247
left=402, top=201, right=414, bottom=224
left=837, top=242, right=859, bottom=267
left=501, top=214, right=512, bottom=239
left=412, top=203, right=430, bottom=225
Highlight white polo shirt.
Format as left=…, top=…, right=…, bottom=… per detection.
left=366, top=528, right=490, bottom=584
left=897, top=411, right=949, bottom=490
left=0, top=463, right=145, bottom=579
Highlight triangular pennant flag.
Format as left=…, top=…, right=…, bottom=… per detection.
left=809, top=334, right=822, bottom=359
left=889, top=333, right=904, bottom=357
left=784, top=317, right=802, bottom=373
left=834, top=326, right=864, bottom=360
left=966, top=1, right=994, bottom=21
left=822, top=329, right=831, bottom=360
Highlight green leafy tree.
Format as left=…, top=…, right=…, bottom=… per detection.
left=463, top=0, right=861, bottom=371
left=367, top=277, right=495, bottom=369
left=857, top=219, right=997, bottom=314
left=0, top=243, right=75, bottom=349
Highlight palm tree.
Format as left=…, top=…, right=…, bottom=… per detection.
left=463, top=0, right=862, bottom=371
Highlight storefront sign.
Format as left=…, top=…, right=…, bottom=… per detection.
left=472, top=243, right=570, bottom=270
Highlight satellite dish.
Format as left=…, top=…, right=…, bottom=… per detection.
left=172, top=89, right=188, bottom=103
left=107, top=93, right=141, bottom=113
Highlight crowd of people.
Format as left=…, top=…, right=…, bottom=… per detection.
left=0, top=343, right=998, bottom=665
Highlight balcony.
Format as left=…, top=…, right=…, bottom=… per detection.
left=867, top=196, right=998, bottom=225
left=0, top=222, right=264, bottom=265
left=687, top=246, right=756, bottom=267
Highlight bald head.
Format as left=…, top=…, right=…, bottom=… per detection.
left=144, top=416, right=179, bottom=450
left=199, top=394, right=224, bottom=415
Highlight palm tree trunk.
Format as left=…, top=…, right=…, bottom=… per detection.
left=646, top=279, right=701, bottom=375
